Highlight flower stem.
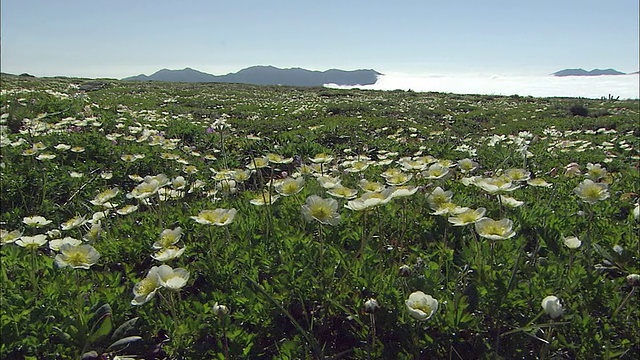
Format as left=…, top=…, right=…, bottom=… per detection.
left=318, top=224, right=325, bottom=267
left=221, top=317, right=229, bottom=360
left=368, top=313, right=376, bottom=360
left=357, top=211, right=368, bottom=257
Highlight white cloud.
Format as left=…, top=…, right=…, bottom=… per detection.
left=327, top=73, right=640, bottom=99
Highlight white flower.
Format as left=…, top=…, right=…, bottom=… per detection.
left=448, top=208, right=486, bottom=226
left=90, top=188, right=120, bottom=206
left=426, top=187, right=453, bottom=210
left=585, top=163, right=607, bottom=180
left=499, top=195, right=525, bottom=208
left=36, top=153, right=56, bottom=160
left=16, top=234, right=48, bottom=248
left=216, top=179, right=237, bottom=195
left=309, top=153, right=334, bottom=164
left=541, top=295, right=563, bottom=319
left=172, top=176, right=187, bottom=190
left=573, top=179, right=609, bottom=204
left=405, top=291, right=438, bottom=321
left=384, top=172, right=413, bottom=186
left=191, top=209, right=237, bottom=226
left=388, top=185, right=419, bottom=199
left=23, top=216, right=52, bottom=228
left=127, top=177, right=162, bottom=199
left=132, top=266, right=161, bottom=305
left=0, top=229, right=22, bottom=245
left=152, top=246, right=185, bottom=262
left=327, top=185, right=359, bottom=200
left=49, top=237, right=82, bottom=251
left=154, top=227, right=183, bottom=249
left=358, top=179, right=385, bottom=192
left=116, top=204, right=139, bottom=215
left=475, top=176, right=521, bottom=194
left=421, top=163, right=450, bottom=180
left=156, top=264, right=189, bottom=291
left=527, top=178, right=553, bottom=188
left=249, top=193, right=280, bottom=206
left=563, top=236, right=581, bottom=249
left=458, top=158, right=479, bottom=173
left=275, top=177, right=305, bottom=196
left=316, top=175, right=341, bottom=189
left=460, top=176, right=481, bottom=186
left=301, top=195, right=340, bottom=225
left=246, top=156, right=270, bottom=170
left=60, top=215, right=87, bottom=231
left=504, top=168, right=531, bottom=182
left=266, top=153, right=293, bottom=164
left=475, top=218, right=516, bottom=240
left=54, top=243, right=100, bottom=269
left=345, top=189, right=394, bottom=211
left=84, top=221, right=103, bottom=242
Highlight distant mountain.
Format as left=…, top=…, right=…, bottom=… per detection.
left=552, top=68, right=627, bottom=76
left=123, top=66, right=382, bottom=86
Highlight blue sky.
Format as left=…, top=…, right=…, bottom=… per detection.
left=1, top=0, right=638, bottom=78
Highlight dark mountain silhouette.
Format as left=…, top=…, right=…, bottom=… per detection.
left=552, top=68, right=627, bottom=76
left=123, top=66, right=381, bottom=86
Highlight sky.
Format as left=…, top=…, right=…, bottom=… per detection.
left=1, top=0, right=639, bottom=79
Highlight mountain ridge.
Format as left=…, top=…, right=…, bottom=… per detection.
left=123, top=66, right=382, bottom=86
left=552, top=68, right=628, bottom=76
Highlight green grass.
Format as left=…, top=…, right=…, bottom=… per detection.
left=1, top=74, right=639, bottom=359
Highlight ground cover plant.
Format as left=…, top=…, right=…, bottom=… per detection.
left=1, top=73, right=639, bottom=359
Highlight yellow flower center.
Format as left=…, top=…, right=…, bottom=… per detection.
left=65, top=251, right=89, bottom=266
left=364, top=183, right=380, bottom=191
left=310, top=204, right=332, bottom=220
left=282, top=182, right=300, bottom=195
left=583, top=186, right=602, bottom=199
left=413, top=303, right=432, bottom=314
left=135, top=278, right=158, bottom=295
left=431, top=194, right=448, bottom=207
left=459, top=211, right=479, bottom=223
left=484, top=223, right=506, bottom=236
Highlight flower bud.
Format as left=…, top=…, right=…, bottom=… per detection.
left=541, top=295, right=563, bottom=319
left=626, top=274, right=640, bottom=287
left=363, top=298, right=379, bottom=313
left=47, top=229, right=62, bottom=239
left=213, top=302, right=229, bottom=318
left=563, top=236, right=581, bottom=249
left=399, top=264, right=412, bottom=277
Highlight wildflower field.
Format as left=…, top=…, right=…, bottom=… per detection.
left=1, top=73, right=639, bottom=359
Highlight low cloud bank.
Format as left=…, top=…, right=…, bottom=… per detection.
left=326, top=73, right=640, bottom=99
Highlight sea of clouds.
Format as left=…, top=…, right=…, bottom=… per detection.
left=326, top=73, right=640, bottom=100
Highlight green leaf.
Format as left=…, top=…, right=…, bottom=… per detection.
left=106, top=335, right=143, bottom=352
left=87, top=304, right=113, bottom=344
left=52, top=326, right=73, bottom=344
left=111, top=317, right=139, bottom=340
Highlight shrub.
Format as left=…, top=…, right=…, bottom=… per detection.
left=569, top=104, right=589, bottom=117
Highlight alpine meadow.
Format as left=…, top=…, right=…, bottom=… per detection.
left=1, top=74, right=639, bottom=359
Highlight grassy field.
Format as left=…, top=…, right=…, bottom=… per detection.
left=1, top=74, right=639, bottom=359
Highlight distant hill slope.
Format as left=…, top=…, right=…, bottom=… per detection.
left=123, top=66, right=381, bottom=86
left=552, top=68, right=627, bottom=76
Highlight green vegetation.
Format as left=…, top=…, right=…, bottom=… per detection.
left=1, top=74, right=639, bottom=359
